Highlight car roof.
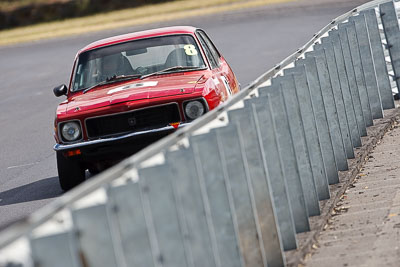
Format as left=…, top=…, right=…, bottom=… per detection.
left=79, top=26, right=199, bottom=54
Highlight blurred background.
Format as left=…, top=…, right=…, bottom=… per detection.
left=0, top=0, right=172, bottom=29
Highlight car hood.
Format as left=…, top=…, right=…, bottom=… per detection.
left=66, top=73, right=203, bottom=114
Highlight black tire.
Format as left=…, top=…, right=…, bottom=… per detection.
left=56, top=152, right=86, bottom=191
left=88, top=167, right=101, bottom=176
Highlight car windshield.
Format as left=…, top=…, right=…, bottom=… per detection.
left=72, top=34, right=207, bottom=92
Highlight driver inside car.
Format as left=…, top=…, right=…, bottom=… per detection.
left=100, top=53, right=134, bottom=80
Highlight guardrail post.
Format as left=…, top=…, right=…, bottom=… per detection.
left=295, top=57, right=339, bottom=185
left=107, top=182, right=157, bottom=266
left=30, top=231, right=80, bottom=267
left=351, top=14, right=385, bottom=119
left=267, top=77, right=320, bottom=217
left=314, top=41, right=354, bottom=160
left=213, top=124, right=284, bottom=267
left=228, top=103, right=297, bottom=251
left=338, top=24, right=368, bottom=137
left=324, top=30, right=362, bottom=148
left=138, top=164, right=190, bottom=267
left=344, top=21, right=375, bottom=125
left=305, top=49, right=348, bottom=173
left=190, top=132, right=244, bottom=267
left=247, top=86, right=311, bottom=230
left=280, top=66, right=330, bottom=201
left=71, top=204, right=119, bottom=267
left=214, top=126, right=271, bottom=267
left=164, top=148, right=227, bottom=267
left=380, top=0, right=400, bottom=92
left=362, top=9, right=395, bottom=109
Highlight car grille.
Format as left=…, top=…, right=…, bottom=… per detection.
left=85, top=104, right=181, bottom=139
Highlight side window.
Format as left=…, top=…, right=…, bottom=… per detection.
left=198, top=31, right=221, bottom=65
left=197, top=33, right=218, bottom=69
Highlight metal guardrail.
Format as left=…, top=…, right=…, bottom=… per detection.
left=1, top=0, right=400, bottom=266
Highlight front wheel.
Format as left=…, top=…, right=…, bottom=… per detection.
left=56, top=152, right=86, bottom=191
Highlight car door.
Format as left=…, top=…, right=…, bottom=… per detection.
left=196, top=30, right=233, bottom=103
left=196, top=30, right=240, bottom=99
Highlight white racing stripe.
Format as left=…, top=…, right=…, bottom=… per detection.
left=107, top=81, right=158, bottom=94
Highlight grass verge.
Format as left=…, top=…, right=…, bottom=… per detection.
left=0, top=0, right=67, bottom=11
left=0, top=0, right=294, bottom=46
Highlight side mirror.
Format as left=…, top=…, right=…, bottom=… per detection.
left=53, top=84, right=67, bottom=97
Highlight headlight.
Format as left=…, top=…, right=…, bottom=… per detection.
left=185, top=100, right=205, bottom=120
left=61, top=121, right=81, bottom=142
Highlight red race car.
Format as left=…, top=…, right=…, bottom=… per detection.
left=53, top=26, right=240, bottom=190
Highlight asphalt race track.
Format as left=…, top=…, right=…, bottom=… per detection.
left=0, top=0, right=369, bottom=229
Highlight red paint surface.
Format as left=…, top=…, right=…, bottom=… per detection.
left=55, top=26, right=240, bottom=143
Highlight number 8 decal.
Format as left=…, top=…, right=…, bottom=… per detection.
left=183, top=44, right=198, bottom=56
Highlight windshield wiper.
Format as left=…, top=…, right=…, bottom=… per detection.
left=140, top=66, right=204, bottom=80
left=82, top=74, right=142, bottom=94
left=106, top=74, right=142, bottom=82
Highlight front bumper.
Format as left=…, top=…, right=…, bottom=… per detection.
left=54, top=123, right=188, bottom=161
